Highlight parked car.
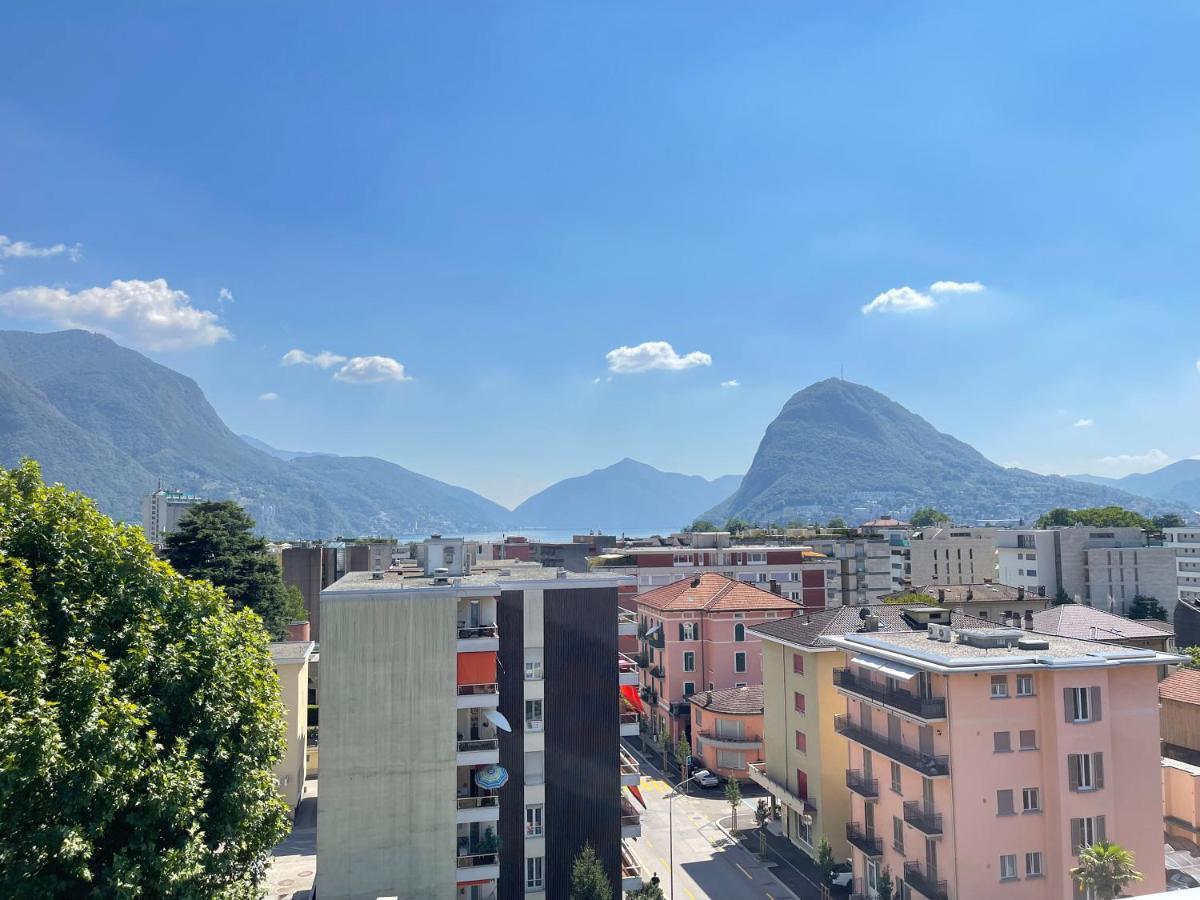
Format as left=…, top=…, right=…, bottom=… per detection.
left=691, top=769, right=720, bottom=789
left=830, top=861, right=854, bottom=888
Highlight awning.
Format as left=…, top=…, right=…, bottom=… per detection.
left=627, top=784, right=647, bottom=809
left=485, top=710, right=512, bottom=733
left=621, top=684, right=645, bottom=715
left=644, top=622, right=662, bottom=639
left=851, top=653, right=920, bottom=681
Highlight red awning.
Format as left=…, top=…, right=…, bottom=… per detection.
left=457, top=651, right=496, bottom=686
left=627, top=784, right=647, bottom=809
left=621, top=684, right=645, bottom=714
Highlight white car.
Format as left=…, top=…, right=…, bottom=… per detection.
left=691, top=769, right=720, bottom=789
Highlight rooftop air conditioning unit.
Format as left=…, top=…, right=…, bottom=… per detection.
left=432, top=566, right=451, bottom=585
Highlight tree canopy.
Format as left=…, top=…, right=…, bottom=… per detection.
left=685, top=519, right=719, bottom=533
left=570, top=844, right=613, bottom=900
left=724, top=517, right=754, bottom=534
left=1035, top=506, right=1153, bottom=530
left=1129, top=595, right=1167, bottom=621
left=910, top=507, right=950, bottom=527
left=1070, top=841, right=1142, bottom=900
left=0, top=460, right=290, bottom=898
left=1153, top=514, right=1187, bottom=530
left=883, top=591, right=938, bottom=607
left=825, top=517, right=847, bottom=529
left=164, top=500, right=294, bottom=638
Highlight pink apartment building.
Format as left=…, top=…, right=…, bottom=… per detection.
left=822, top=624, right=1178, bottom=899
left=687, top=685, right=765, bottom=782
left=636, top=574, right=800, bottom=743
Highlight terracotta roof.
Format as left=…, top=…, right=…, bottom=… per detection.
left=1030, top=605, right=1174, bottom=642
left=687, top=685, right=764, bottom=716
left=883, top=583, right=1037, bottom=604
left=748, top=605, right=993, bottom=648
left=1160, top=667, right=1200, bottom=705
left=636, top=573, right=800, bottom=612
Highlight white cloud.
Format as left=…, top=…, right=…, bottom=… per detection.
left=0, top=234, right=81, bottom=261
left=605, top=341, right=712, bottom=374
left=281, top=349, right=347, bottom=368
left=1073, top=418, right=1094, bottom=428
left=720, top=380, right=740, bottom=388
left=218, top=287, right=234, bottom=304
left=1195, top=360, right=1200, bottom=375
left=930, top=280, right=985, bottom=294
left=258, top=391, right=280, bottom=401
left=1092, top=448, right=1173, bottom=478
left=332, top=355, right=411, bottom=384
left=0, top=278, right=230, bottom=350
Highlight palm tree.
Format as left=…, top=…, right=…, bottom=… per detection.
left=1070, top=842, right=1143, bottom=900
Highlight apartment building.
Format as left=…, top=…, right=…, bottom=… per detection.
left=636, top=574, right=800, bottom=744
left=823, top=624, right=1178, bottom=899
left=687, top=685, right=764, bottom=782
left=907, top=527, right=998, bottom=587
left=881, top=582, right=1052, bottom=622
left=281, top=540, right=396, bottom=639
left=316, top=538, right=642, bottom=900
left=140, top=487, right=204, bottom=544
left=270, top=640, right=314, bottom=810
left=1166, top=528, right=1200, bottom=623
left=805, top=534, right=893, bottom=606
left=748, top=605, right=992, bottom=866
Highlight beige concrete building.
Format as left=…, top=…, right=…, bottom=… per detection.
left=270, top=640, right=314, bottom=811
left=140, top=487, right=204, bottom=544
left=907, top=527, right=997, bottom=587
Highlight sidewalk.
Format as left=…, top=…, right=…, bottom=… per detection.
left=717, top=816, right=846, bottom=900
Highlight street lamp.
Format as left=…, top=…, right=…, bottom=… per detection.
left=667, top=773, right=700, bottom=900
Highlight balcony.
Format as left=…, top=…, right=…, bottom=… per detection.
left=646, top=630, right=665, bottom=650
left=903, top=862, right=948, bottom=900
left=456, top=737, right=499, bottom=766
left=845, top=822, right=883, bottom=857
left=697, top=730, right=763, bottom=751
left=456, top=623, right=499, bottom=653
left=834, top=716, right=949, bottom=777
left=649, top=665, right=665, bottom=679
left=620, top=795, right=642, bottom=839
left=456, top=682, right=500, bottom=709
left=456, top=794, right=500, bottom=824
left=618, top=653, right=639, bottom=686
left=455, top=851, right=500, bottom=884
left=618, top=608, right=638, bottom=638
left=620, top=745, right=641, bottom=787
left=635, top=652, right=650, bottom=670
left=833, top=668, right=946, bottom=721
left=845, top=769, right=879, bottom=799
left=620, top=840, right=645, bottom=893
left=747, top=763, right=817, bottom=815
left=620, top=711, right=639, bottom=737
left=669, top=700, right=691, bottom=717
left=903, top=801, right=943, bottom=836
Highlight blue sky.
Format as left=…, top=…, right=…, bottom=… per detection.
left=2, top=2, right=1198, bottom=507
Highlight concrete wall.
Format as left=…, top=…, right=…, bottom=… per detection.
left=282, top=548, right=324, bottom=638
left=1083, top=545, right=1178, bottom=616
left=908, top=528, right=997, bottom=586
left=316, top=591, right=457, bottom=900
left=1163, top=697, right=1200, bottom=758
left=1165, top=758, right=1200, bottom=845
left=272, top=649, right=310, bottom=810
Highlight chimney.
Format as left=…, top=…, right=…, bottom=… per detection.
left=1017, top=586, right=1025, bottom=601
left=862, top=612, right=880, bottom=632
left=1024, top=610, right=1034, bottom=631
left=937, top=589, right=946, bottom=605
left=769, top=579, right=781, bottom=596
left=285, top=620, right=310, bottom=642
left=1037, top=585, right=1046, bottom=598
left=966, top=588, right=974, bottom=602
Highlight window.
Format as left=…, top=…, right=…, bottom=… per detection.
left=734, top=623, right=746, bottom=642
left=999, top=854, right=1017, bottom=881
left=1016, top=674, right=1034, bottom=696
left=1070, top=816, right=1107, bottom=854
left=1025, top=851, right=1043, bottom=877
left=734, top=651, right=747, bottom=673
left=794, top=692, right=806, bottom=714
left=795, top=730, right=807, bottom=752
left=890, top=761, right=902, bottom=794
left=683, top=651, right=695, bottom=672
left=680, top=622, right=698, bottom=641
left=893, top=816, right=905, bottom=853
left=991, top=675, right=1009, bottom=698
left=525, top=804, right=543, bottom=837
left=525, top=659, right=543, bottom=680
left=1068, top=752, right=1104, bottom=792
left=525, top=699, right=544, bottom=732
left=526, top=855, right=544, bottom=890
left=793, top=653, right=805, bottom=675
left=683, top=681, right=695, bottom=696
left=996, top=789, right=1015, bottom=816
left=994, top=731, right=1011, bottom=752
left=1022, top=787, right=1041, bottom=812
left=695, top=709, right=702, bottom=727
left=749, top=553, right=766, bottom=564
left=1066, top=687, right=1101, bottom=723
left=1019, top=729, right=1037, bottom=751
left=1026, top=569, right=1036, bottom=577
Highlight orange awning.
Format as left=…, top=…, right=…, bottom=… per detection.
left=457, top=651, right=497, bottom=686
left=621, top=684, right=644, bottom=714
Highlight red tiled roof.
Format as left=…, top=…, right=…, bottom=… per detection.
left=1031, top=605, right=1174, bottom=642
left=1160, top=667, right=1200, bottom=705
left=636, top=573, right=800, bottom=612
left=688, top=684, right=764, bottom=716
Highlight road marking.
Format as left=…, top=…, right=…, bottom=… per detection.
left=683, top=887, right=697, bottom=900
left=736, top=863, right=753, bottom=880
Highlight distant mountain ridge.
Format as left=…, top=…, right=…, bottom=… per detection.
left=511, top=458, right=741, bottom=530
left=1068, top=459, right=1200, bottom=509
left=0, top=330, right=510, bottom=537
left=239, top=434, right=330, bottom=461
left=709, top=379, right=1174, bottom=523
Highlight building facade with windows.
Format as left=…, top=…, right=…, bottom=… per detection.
left=140, top=486, right=204, bottom=544
left=823, top=625, right=1178, bottom=899
left=687, top=685, right=764, bottom=781
left=635, top=574, right=800, bottom=744
left=907, top=527, right=998, bottom=587
left=316, top=539, right=642, bottom=900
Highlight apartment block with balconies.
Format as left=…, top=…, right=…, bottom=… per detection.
left=823, top=625, right=1179, bottom=899
left=316, top=538, right=637, bottom=900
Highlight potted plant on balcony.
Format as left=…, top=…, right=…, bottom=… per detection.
left=475, top=826, right=500, bottom=862
left=877, top=867, right=894, bottom=900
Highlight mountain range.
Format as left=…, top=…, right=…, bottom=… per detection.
left=707, top=378, right=1177, bottom=524
left=1068, top=459, right=1200, bottom=510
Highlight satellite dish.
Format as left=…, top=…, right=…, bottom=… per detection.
left=859, top=607, right=872, bottom=621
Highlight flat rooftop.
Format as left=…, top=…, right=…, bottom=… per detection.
left=323, top=560, right=632, bottom=594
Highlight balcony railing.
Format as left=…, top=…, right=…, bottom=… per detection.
left=457, top=795, right=499, bottom=810
left=456, top=851, right=499, bottom=869
left=845, top=769, right=879, bottom=798
left=649, top=665, right=665, bottom=678
left=834, top=716, right=950, bottom=777
left=635, top=652, right=650, bottom=669
left=903, top=862, right=948, bottom=900
left=834, top=669, right=947, bottom=720
left=646, top=631, right=665, bottom=650
left=457, top=682, right=499, bottom=698
left=903, top=801, right=943, bottom=836
left=620, top=746, right=640, bottom=779
left=620, top=711, right=639, bottom=728
left=618, top=653, right=638, bottom=674
left=458, top=624, right=499, bottom=640
left=618, top=608, right=637, bottom=626
left=698, top=730, right=761, bottom=746
left=457, top=738, right=499, bottom=753
left=845, top=822, right=883, bottom=857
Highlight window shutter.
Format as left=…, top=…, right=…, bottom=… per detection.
left=1094, top=752, right=1104, bottom=789
left=679, top=624, right=686, bottom=641
left=694, top=621, right=700, bottom=641
left=1096, top=815, right=1107, bottom=843
left=1064, top=687, right=1074, bottom=722
left=1070, top=818, right=1082, bottom=855
left=1067, top=754, right=1080, bottom=792
left=1090, top=686, right=1102, bottom=722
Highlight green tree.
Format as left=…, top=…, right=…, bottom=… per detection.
left=1069, top=841, right=1143, bottom=900
left=724, top=517, right=753, bottom=534
left=1053, top=587, right=1074, bottom=606
left=1153, top=514, right=1186, bottom=530
left=627, top=878, right=665, bottom=899
left=676, top=738, right=691, bottom=791
left=883, top=591, right=939, bottom=607
left=1129, top=595, right=1167, bottom=621
left=815, top=836, right=836, bottom=883
left=1181, top=646, right=1200, bottom=668
left=753, top=799, right=770, bottom=859
left=877, top=866, right=894, bottom=900
left=570, top=843, right=613, bottom=900
left=0, top=461, right=290, bottom=898
left=686, top=519, right=718, bottom=533
left=725, top=777, right=742, bottom=830
left=826, top=517, right=848, bottom=529
left=1038, top=507, right=1074, bottom=527
left=1034, top=506, right=1153, bottom=530
left=164, top=500, right=293, bottom=637
left=283, top=583, right=308, bottom=623
left=910, top=507, right=950, bottom=527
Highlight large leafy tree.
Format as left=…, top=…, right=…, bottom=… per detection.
left=910, top=507, right=950, bottom=527
left=1035, top=506, right=1154, bottom=530
left=0, top=461, right=290, bottom=898
left=1070, top=841, right=1143, bottom=899
left=164, top=500, right=292, bottom=638
left=570, top=843, right=613, bottom=900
